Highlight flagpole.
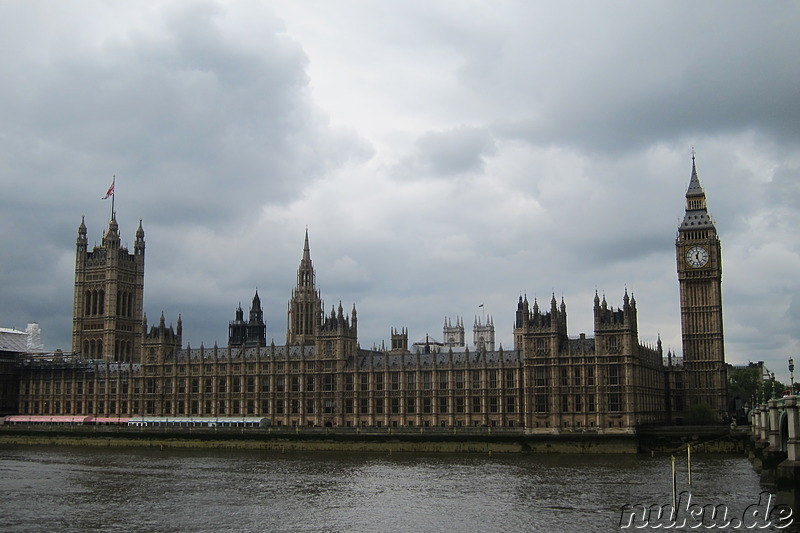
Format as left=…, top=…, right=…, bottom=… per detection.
left=111, top=175, right=116, bottom=219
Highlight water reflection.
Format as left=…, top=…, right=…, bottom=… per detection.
left=0, top=447, right=795, bottom=532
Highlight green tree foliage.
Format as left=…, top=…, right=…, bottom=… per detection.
left=728, top=367, right=760, bottom=405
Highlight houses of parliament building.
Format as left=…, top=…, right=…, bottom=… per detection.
left=6, top=159, right=728, bottom=431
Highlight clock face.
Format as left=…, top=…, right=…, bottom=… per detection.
left=686, top=246, right=709, bottom=268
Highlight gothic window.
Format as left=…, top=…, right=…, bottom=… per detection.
left=609, top=393, right=622, bottom=412
left=489, top=370, right=498, bottom=389
left=423, top=398, right=432, bottom=414
left=506, top=396, right=515, bottom=413
left=406, top=398, right=415, bottom=414
left=536, top=338, right=546, bottom=354
left=535, top=367, right=547, bottom=387
left=608, top=365, right=621, bottom=386
left=608, top=336, right=619, bottom=353
left=505, top=370, right=515, bottom=389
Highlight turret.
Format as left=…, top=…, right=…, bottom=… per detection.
left=135, top=219, right=145, bottom=257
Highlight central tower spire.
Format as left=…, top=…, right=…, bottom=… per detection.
left=287, top=229, right=322, bottom=345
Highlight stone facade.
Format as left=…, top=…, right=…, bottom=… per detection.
left=12, top=160, right=726, bottom=431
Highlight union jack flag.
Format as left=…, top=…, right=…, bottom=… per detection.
left=102, top=178, right=115, bottom=199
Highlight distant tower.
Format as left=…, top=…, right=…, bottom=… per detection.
left=443, top=316, right=465, bottom=348
left=391, top=327, right=409, bottom=353
left=676, top=155, right=726, bottom=415
left=318, top=301, right=358, bottom=359
left=287, top=230, right=323, bottom=345
left=473, top=315, right=495, bottom=351
left=72, top=215, right=145, bottom=362
left=229, top=290, right=267, bottom=347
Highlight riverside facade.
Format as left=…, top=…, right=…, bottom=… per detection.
left=12, top=160, right=725, bottom=431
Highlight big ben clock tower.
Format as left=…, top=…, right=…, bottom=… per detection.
left=676, top=154, right=727, bottom=416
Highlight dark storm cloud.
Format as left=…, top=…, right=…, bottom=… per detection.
left=450, top=3, right=800, bottom=154
left=0, top=1, right=371, bottom=229
left=0, top=1, right=372, bottom=348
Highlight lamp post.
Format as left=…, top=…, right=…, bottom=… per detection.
left=790, top=358, right=795, bottom=395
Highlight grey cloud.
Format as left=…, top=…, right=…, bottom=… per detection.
left=395, top=126, right=496, bottom=179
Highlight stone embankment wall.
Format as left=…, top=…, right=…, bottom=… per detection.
left=0, top=426, right=638, bottom=453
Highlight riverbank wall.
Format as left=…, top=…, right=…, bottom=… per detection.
left=0, top=425, right=747, bottom=454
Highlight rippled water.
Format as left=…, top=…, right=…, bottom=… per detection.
left=0, top=446, right=795, bottom=532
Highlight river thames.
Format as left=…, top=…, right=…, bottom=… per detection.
left=0, top=445, right=796, bottom=532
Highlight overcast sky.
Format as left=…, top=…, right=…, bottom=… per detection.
left=1, top=1, right=798, bottom=379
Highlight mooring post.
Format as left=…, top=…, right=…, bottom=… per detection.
left=687, top=445, right=692, bottom=486
left=671, top=455, right=677, bottom=510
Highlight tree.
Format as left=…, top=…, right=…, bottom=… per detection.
left=728, top=367, right=760, bottom=407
